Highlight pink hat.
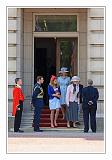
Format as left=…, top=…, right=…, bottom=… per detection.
left=50, top=75, right=56, bottom=81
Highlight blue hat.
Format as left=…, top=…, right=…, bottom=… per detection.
left=59, top=67, right=69, bottom=73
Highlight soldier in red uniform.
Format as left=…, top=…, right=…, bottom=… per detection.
left=12, top=78, right=24, bottom=132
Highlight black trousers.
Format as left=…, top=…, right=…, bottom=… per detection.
left=83, top=106, right=96, bottom=132
left=33, top=105, right=43, bottom=131
left=14, top=102, right=23, bottom=132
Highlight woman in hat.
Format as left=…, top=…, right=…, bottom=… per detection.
left=66, top=76, right=80, bottom=128
left=57, top=67, right=70, bottom=119
left=48, top=75, right=61, bottom=128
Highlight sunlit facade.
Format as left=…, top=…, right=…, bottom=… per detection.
left=8, top=8, right=104, bottom=128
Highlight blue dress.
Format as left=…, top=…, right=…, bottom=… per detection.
left=48, top=85, right=61, bottom=110
left=57, top=76, right=70, bottom=105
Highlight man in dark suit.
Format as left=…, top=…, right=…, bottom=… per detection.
left=82, top=79, right=99, bottom=133
left=32, top=76, right=44, bottom=132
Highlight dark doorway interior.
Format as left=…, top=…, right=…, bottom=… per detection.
left=34, top=48, right=47, bottom=82
left=34, top=38, right=56, bottom=105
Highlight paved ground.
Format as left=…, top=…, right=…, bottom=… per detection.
left=8, top=127, right=104, bottom=153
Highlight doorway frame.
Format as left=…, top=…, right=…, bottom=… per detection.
left=32, top=13, right=80, bottom=88
left=33, top=35, right=79, bottom=85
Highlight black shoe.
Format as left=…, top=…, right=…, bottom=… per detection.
left=34, top=129, right=43, bottom=132
left=75, top=121, right=81, bottom=125
left=14, top=129, right=24, bottom=133
left=18, top=129, right=24, bottom=133
left=92, top=131, right=96, bottom=133
left=84, top=130, right=88, bottom=133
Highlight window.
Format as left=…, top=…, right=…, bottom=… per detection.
left=35, top=15, right=77, bottom=32
left=59, top=38, right=78, bottom=75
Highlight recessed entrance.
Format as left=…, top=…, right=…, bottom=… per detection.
left=34, top=37, right=78, bottom=105
left=34, top=38, right=56, bottom=105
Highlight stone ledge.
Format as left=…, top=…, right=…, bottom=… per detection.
left=8, top=117, right=104, bottom=132
left=8, top=116, right=14, bottom=131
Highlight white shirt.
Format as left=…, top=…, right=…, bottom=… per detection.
left=16, top=84, right=21, bottom=88
left=66, top=84, right=79, bottom=106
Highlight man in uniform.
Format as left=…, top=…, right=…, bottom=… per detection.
left=12, top=78, right=24, bottom=132
left=32, top=76, right=44, bottom=132
left=82, top=79, right=99, bottom=133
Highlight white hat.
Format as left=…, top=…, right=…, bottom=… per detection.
left=71, top=76, right=80, bottom=82
left=59, top=67, right=69, bottom=73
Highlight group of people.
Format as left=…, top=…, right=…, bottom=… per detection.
left=12, top=67, right=99, bottom=133
left=48, top=67, right=82, bottom=129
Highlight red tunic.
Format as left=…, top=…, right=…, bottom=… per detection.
left=12, top=86, right=24, bottom=116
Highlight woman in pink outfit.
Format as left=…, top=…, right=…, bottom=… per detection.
left=66, top=76, right=80, bottom=128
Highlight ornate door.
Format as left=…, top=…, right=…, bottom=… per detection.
left=56, top=38, right=78, bottom=76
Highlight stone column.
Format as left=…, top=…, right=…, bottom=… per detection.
left=8, top=8, right=24, bottom=115
left=79, top=9, right=87, bottom=85
left=23, top=9, right=33, bottom=112
left=8, top=8, right=24, bottom=130
left=87, top=8, right=104, bottom=118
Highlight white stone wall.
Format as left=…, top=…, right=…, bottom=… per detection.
left=8, top=8, right=24, bottom=115
left=8, top=8, right=104, bottom=118
left=79, top=10, right=87, bottom=85
left=23, top=10, right=33, bottom=112
left=87, top=8, right=104, bottom=117
left=23, top=8, right=88, bottom=112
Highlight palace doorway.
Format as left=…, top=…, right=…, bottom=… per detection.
left=34, top=37, right=78, bottom=105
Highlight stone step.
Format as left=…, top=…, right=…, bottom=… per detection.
left=21, top=123, right=84, bottom=128
left=22, top=113, right=66, bottom=118
left=21, top=108, right=83, bottom=128
left=22, top=123, right=66, bottom=127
